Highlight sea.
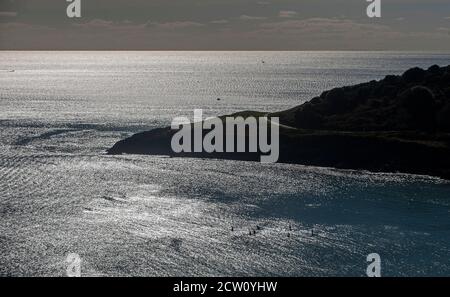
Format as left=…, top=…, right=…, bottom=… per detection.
left=1, top=51, right=450, bottom=276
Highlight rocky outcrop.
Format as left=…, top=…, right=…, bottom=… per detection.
left=108, top=65, right=450, bottom=180
left=277, top=65, right=450, bottom=132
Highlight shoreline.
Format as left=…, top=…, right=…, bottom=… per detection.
left=108, top=64, right=450, bottom=180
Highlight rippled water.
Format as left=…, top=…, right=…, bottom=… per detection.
left=1, top=51, right=450, bottom=276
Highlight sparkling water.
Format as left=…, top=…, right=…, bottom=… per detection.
left=1, top=51, right=450, bottom=276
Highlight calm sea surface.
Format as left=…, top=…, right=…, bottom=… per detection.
left=1, top=51, right=450, bottom=276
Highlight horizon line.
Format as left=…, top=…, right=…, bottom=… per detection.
left=2, top=49, right=450, bottom=52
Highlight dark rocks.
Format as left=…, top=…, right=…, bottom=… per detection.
left=399, top=86, right=436, bottom=131
left=400, top=86, right=435, bottom=108
left=326, top=87, right=346, bottom=102
left=294, top=104, right=323, bottom=129
left=402, top=67, right=426, bottom=83
left=289, top=65, right=449, bottom=132
left=441, top=72, right=450, bottom=85
left=384, top=75, right=400, bottom=84
left=437, top=103, right=450, bottom=131
left=428, top=64, right=441, bottom=74
left=108, top=65, right=450, bottom=180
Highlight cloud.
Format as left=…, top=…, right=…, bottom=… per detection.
left=437, top=27, right=450, bottom=34
left=0, top=22, right=59, bottom=49
left=239, top=15, right=267, bottom=21
left=1, top=15, right=450, bottom=50
left=258, top=18, right=391, bottom=35
left=243, top=18, right=450, bottom=50
left=0, top=11, right=17, bottom=17
left=72, top=19, right=114, bottom=29
left=278, top=11, right=297, bottom=18
left=147, top=21, right=205, bottom=29
left=0, top=22, right=52, bottom=30
left=211, top=19, right=229, bottom=24
left=71, top=19, right=205, bottom=31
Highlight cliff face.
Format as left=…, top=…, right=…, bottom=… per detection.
left=108, top=65, right=450, bottom=180
left=275, top=65, right=450, bottom=132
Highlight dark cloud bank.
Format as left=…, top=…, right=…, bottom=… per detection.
left=0, top=0, right=449, bottom=50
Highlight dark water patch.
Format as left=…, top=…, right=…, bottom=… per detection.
left=0, top=119, right=159, bottom=134
left=14, top=129, right=76, bottom=146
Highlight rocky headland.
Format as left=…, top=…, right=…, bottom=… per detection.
left=108, top=65, right=450, bottom=179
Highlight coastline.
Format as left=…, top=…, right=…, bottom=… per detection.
left=108, top=65, right=450, bottom=180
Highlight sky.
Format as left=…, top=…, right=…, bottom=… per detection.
left=0, top=0, right=450, bottom=50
